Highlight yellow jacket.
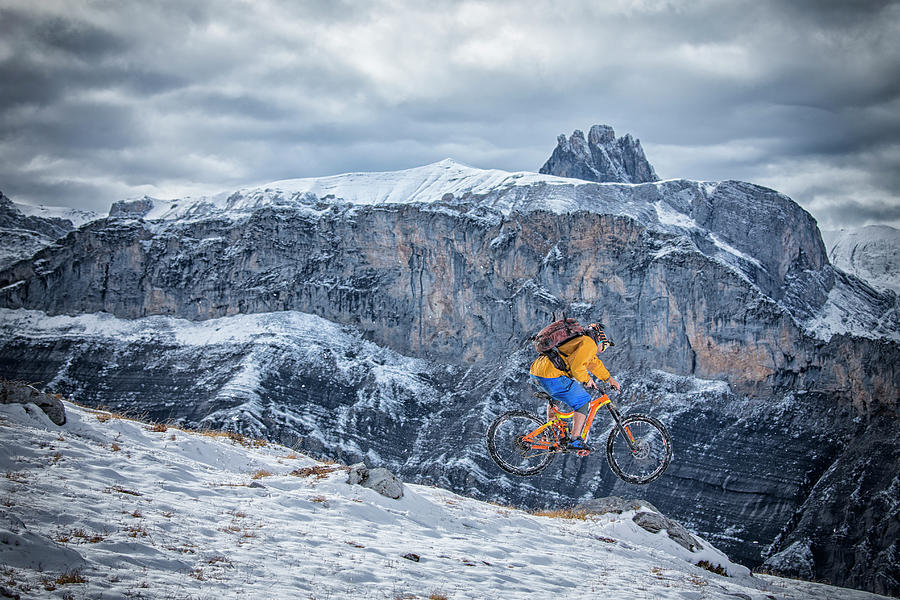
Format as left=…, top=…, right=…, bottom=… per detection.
left=529, top=335, right=611, bottom=383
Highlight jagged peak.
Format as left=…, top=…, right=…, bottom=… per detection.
left=540, top=123, right=659, bottom=184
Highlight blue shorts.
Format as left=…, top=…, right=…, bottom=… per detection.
left=530, top=375, right=591, bottom=411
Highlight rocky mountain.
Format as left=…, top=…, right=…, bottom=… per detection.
left=0, top=192, right=99, bottom=270
left=0, top=152, right=898, bottom=594
left=540, top=124, right=658, bottom=183
left=822, top=225, right=900, bottom=295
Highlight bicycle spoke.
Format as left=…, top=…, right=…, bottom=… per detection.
left=606, top=414, right=672, bottom=485
left=486, top=411, right=559, bottom=476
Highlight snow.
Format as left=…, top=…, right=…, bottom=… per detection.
left=1, top=400, right=889, bottom=600
left=12, top=201, right=100, bottom=228
left=802, top=274, right=900, bottom=343
left=822, top=225, right=900, bottom=295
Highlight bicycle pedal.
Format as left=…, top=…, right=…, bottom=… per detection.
left=575, top=449, right=591, bottom=457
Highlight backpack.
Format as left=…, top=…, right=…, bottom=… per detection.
left=532, top=316, right=587, bottom=374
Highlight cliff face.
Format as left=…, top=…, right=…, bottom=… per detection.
left=0, top=171, right=893, bottom=408
left=0, top=193, right=76, bottom=270
left=0, top=160, right=897, bottom=594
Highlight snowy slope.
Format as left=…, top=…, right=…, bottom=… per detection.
left=12, top=201, right=100, bottom=228
left=1, top=400, right=889, bottom=600
left=822, top=225, right=900, bottom=295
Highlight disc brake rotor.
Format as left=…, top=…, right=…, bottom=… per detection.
left=631, top=439, right=651, bottom=461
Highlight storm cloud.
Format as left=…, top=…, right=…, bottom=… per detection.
left=1, top=0, right=898, bottom=228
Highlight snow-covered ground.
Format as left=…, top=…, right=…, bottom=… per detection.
left=1, top=401, right=889, bottom=599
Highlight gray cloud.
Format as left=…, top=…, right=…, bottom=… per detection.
left=0, top=0, right=898, bottom=228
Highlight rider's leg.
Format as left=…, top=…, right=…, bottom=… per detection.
left=570, top=410, right=587, bottom=439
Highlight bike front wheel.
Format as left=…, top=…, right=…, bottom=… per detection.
left=606, top=414, right=672, bottom=484
left=486, top=410, right=556, bottom=477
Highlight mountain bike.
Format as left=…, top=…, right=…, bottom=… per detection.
left=485, top=387, right=672, bottom=484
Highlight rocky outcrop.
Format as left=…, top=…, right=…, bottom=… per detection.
left=347, top=463, right=404, bottom=499
left=0, top=193, right=76, bottom=271
left=540, top=125, right=658, bottom=183
left=633, top=511, right=703, bottom=553
left=0, top=380, right=66, bottom=425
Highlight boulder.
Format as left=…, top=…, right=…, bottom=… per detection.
left=633, top=510, right=703, bottom=553
left=0, top=380, right=66, bottom=425
left=575, top=496, right=659, bottom=515
left=346, top=463, right=403, bottom=499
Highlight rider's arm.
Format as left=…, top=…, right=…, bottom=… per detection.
left=586, top=356, right=611, bottom=382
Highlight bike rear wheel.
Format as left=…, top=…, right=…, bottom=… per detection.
left=606, top=414, right=672, bottom=484
left=486, top=410, right=557, bottom=476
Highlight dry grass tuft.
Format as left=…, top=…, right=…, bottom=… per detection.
left=697, top=560, right=728, bottom=576
left=530, top=507, right=588, bottom=520
left=289, top=465, right=343, bottom=480
left=147, top=423, right=168, bottom=433
left=124, top=524, right=148, bottom=538
left=251, top=469, right=272, bottom=480
left=55, top=570, right=87, bottom=585
left=56, top=528, right=105, bottom=544
left=198, top=429, right=267, bottom=448
left=4, top=471, right=28, bottom=484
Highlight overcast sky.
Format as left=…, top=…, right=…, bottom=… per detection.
left=1, top=0, right=899, bottom=229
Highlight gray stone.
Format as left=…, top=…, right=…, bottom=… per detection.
left=346, top=463, right=368, bottom=486
left=761, top=539, right=816, bottom=581
left=346, top=464, right=403, bottom=499
left=575, top=496, right=659, bottom=515
left=633, top=511, right=703, bottom=553
left=0, top=380, right=66, bottom=425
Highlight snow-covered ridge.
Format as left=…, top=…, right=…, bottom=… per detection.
left=129, top=158, right=690, bottom=223
left=2, top=399, right=888, bottom=599
left=12, top=200, right=100, bottom=228
left=822, top=225, right=900, bottom=295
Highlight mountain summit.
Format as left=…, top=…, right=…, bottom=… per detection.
left=540, top=124, right=659, bottom=183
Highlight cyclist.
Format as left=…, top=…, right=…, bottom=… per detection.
left=529, top=323, right=620, bottom=453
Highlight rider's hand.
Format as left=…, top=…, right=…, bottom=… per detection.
left=607, top=377, right=621, bottom=392
left=584, top=378, right=598, bottom=390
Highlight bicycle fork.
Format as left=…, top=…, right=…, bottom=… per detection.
left=580, top=394, right=639, bottom=454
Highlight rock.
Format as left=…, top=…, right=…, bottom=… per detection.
left=346, top=463, right=403, bottom=499
left=633, top=511, right=703, bottom=553
left=346, top=463, right=368, bottom=486
left=575, top=496, right=659, bottom=515
left=0, top=380, right=66, bottom=425
left=539, top=124, right=658, bottom=183
left=761, top=539, right=816, bottom=581
left=108, top=197, right=155, bottom=219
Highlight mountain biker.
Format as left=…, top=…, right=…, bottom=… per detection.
left=529, top=323, right=620, bottom=453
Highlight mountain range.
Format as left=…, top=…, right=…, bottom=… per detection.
left=0, top=125, right=897, bottom=596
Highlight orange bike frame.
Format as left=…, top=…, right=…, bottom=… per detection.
left=522, top=393, right=636, bottom=452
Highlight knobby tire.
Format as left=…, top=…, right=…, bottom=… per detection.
left=605, top=414, right=672, bottom=484
left=486, top=410, right=556, bottom=477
